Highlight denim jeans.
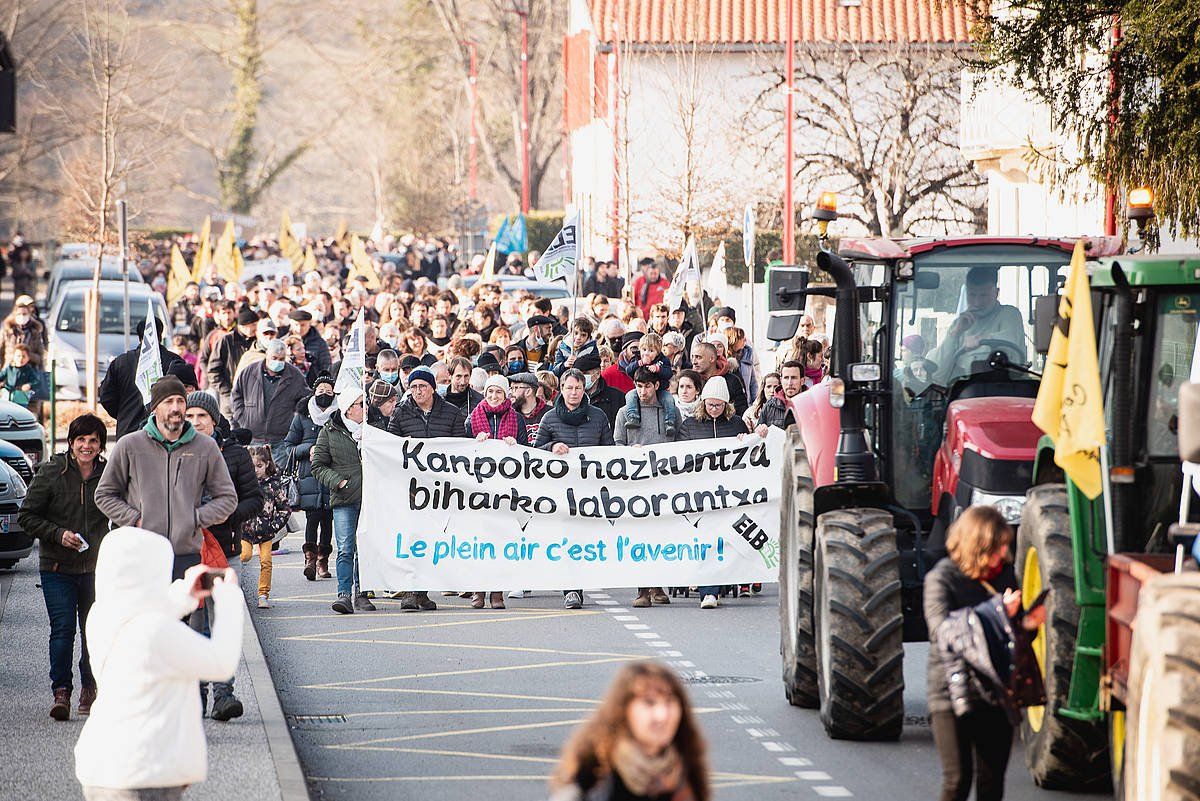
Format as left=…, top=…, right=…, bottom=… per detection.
left=622, top=389, right=679, bottom=428
left=40, top=571, right=96, bottom=691
left=697, top=585, right=721, bottom=598
left=332, top=504, right=361, bottom=597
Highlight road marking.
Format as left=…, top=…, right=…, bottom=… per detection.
left=305, top=656, right=631, bottom=686
left=731, top=715, right=763, bottom=724
left=624, top=623, right=650, bottom=630
left=613, top=615, right=639, bottom=621
left=297, top=686, right=598, bottom=704
left=797, top=771, right=833, bottom=780
left=342, top=708, right=606, bottom=718
left=329, top=718, right=591, bottom=749
left=778, top=757, right=812, bottom=767
left=648, top=640, right=672, bottom=647
left=284, top=637, right=642, bottom=659
left=633, top=632, right=659, bottom=639
left=280, top=610, right=595, bottom=639
left=762, top=742, right=794, bottom=752
left=814, top=787, right=853, bottom=797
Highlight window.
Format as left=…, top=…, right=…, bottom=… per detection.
left=1147, top=292, right=1200, bottom=457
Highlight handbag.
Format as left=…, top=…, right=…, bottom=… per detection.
left=201, top=527, right=229, bottom=569
left=281, top=451, right=302, bottom=509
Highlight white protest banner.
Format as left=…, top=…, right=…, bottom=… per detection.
left=742, top=204, right=756, bottom=268
left=335, top=314, right=365, bottom=399
left=358, top=426, right=786, bottom=590
left=134, top=299, right=162, bottom=404
left=533, top=211, right=580, bottom=285
left=705, top=240, right=728, bottom=300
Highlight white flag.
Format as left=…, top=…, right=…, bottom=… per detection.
left=335, top=314, right=366, bottom=400
left=706, top=240, right=728, bottom=299
left=742, top=204, right=756, bottom=268
left=134, top=299, right=163, bottom=404
left=663, top=235, right=700, bottom=311
left=533, top=211, right=580, bottom=286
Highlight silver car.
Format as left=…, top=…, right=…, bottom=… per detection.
left=47, top=280, right=169, bottom=401
left=0, top=459, right=31, bottom=569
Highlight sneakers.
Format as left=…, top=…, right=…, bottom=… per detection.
left=332, top=594, right=354, bottom=614
left=507, top=590, right=530, bottom=598
left=564, top=591, right=583, bottom=609
left=650, top=588, right=671, bottom=605
left=751, top=583, right=762, bottom=595
left=210, top=694, right=244, bottom=722
left=354, top=593, right=377, bottom=612
left=632, top=591, right=652, bottom=608
left=441, top=591, right=460, bottom=596
left=50, top=688, right=71, bottom=721
left=625, top=415, right=642, bottom=429
left=700, top=595, right=719, bottom=609
left=78, top=686, right=96, bottom=716
left=257, top=595, right=270, bottom=609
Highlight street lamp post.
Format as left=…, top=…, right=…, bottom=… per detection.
left=783, top=0, right=795, bottom=265
left=511, top=2, right=531, bottom=214
left=461, top=39, right=479, bottom=202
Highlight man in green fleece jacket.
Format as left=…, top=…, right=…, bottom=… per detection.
left=96, top=375, right=238, bottom=579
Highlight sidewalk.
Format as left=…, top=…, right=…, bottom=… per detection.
left=0, top=545, right=297, bottom=801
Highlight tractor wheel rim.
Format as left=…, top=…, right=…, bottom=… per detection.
left=1022, top=545, right=1047, bottom=732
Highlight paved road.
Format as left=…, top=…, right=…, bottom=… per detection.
left=254, top=533, right=1103, bottom=801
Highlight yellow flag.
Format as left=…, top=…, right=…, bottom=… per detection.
left=279, top=210, right=304, bottom=272
left=192, top=216, right=212, bottom=283
left=349, top=235, right=382, bottom=289
left=213, top=220, right=241, bottom=285
left=1032, top=240, right=1105, bottom=498
left=334, top=218, right=348, bottom=248
left=480, top=239, right=498, bottom=282
left=302, top=244, right=317, bottom=273
left=168, top=245, right=192, bottom=305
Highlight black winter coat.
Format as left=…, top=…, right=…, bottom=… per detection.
left=679, top=413, right=748, bottom=440
left=301, top=326, right=332, bottom=378
left=757, top=395, right=795, bottom=429
left=207, top=329, right=256, bottom=413
left=443, top=386, right=483, bottom=416
left=720, top=370, right=749, bottom=416
left=284, top=397, right=331, bottom=511
left=207, top=430, right=264, bottom=557
left=586, top=379, right=627, bottom=429
left=387, top=394, right=467, bottom=439
left=534, top=402, right=615, bottom=449
left=99, top=345, right=186, bottom=440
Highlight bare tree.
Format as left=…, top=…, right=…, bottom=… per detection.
left=745, top=42, right=985, bottom=237
left=427, top=0, right=563, bottom=210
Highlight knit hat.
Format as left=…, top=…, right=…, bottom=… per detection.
left=663, top=331, right=686, bottom=350
left=185, top=391, right=221, bottom=424
left=237, top=306, right=259, bottom=326
left=310, top=372, right=334, bottom=391
left=484, top=374, right=510, bottom=393
left=407, top=366, right=436, bottom=389
left=620, top=332, right=643, bottom=350
left=709, top=306, right=736, bottom=322
left=699, top=376, right=730, bottom=403
left=477, top=352, right=502, bottom=373
left=368, top=378, right=397, bottom=406
left=399, top=355, right=422, bottom=372
left=148, top=376, right=188, bottom=410
left=509, top=371, right=539, bottom=388
left=573, top=352, right=602, bottom=372
left=336, top=388, right=363, bottom=417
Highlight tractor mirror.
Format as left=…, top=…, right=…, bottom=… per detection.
left=766, top=267, right=811, bottom=341
left=914, top=271, right=940, bottom=290
left=1179, top=382, right=1200, bottom=463
left=1034, top=294, right=1058, bottom=355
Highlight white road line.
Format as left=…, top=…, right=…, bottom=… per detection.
left=624, top=624, right=650, bottom=630
left=648, top=640, right=671, bottom=647
left=731, top=715, right=764, bottom=725
left=796, top=771, right=832, bottom=781
left=633, top=632, right=659, bottom=639
left=612, top=615, right=639, bottom=621
left=761, top=742, right=794, bottom=752
left=659, top=650, right=683, bottom=657
left=778, top=757, right=812, bottom=767
left=594, top=600, right=618, bottom=606
left=814, top=787, right=852, bottom=797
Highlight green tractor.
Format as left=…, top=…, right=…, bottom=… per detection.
left=1017, top=252, right=1200, bottom=796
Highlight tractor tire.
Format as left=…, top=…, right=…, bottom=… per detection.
left=1125, top=572, right=1200, bottom=801
left=813, top=508, right=904, bottom=740
left=778, top=428, right=817, bottom=708
left=1015, top=484, right=1110, bottom=791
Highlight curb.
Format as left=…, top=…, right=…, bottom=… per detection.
left=242, top=599, right=311, bottom=801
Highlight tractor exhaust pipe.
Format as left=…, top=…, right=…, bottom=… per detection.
left=816, top=250, right=877, bottom=482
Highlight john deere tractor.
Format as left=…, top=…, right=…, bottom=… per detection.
left=769, top=222, right=1123, bottom=740
left=1016, top=252, right=1200, bottom=796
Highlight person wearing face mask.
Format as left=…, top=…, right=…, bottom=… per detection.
left=517, top=314, right=555, bottom=368
left=375, top=349, right=402, bottom=387
left=234, top=317, right=280, bottom=378
left=99, top=315, right=186, bottom=440
left=573, top=352, right=625, bottom=429
left=503, top=343, right=529, bottom=376
left=286, top=373, right=336, bottom=582
left=231, top=338, right=309, bottom=466
left=1, top=294, right=46, bottom=370
left=208, top=306, right=261, bottom=416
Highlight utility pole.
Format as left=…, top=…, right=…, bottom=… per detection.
left=510, top=3, right=531, bottom=214
left=783, top=0, right=796, bottom=264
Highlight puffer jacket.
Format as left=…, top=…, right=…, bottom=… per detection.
left=284, top=396, right=332, bottom=511
left=534, top=398, right=615, bottom=449
left=680, top=413, right=748, bottom=440
left=757, top=394, right=795, bottom=429
left=310, top=412, right=362, bottom=508
left=387, top=394, right=467, bottom=439
left=19, top=452, right=108, bottom=574
left=206, top=429, right=264, bottom=557
left=932, top=593, right=1045, bottom=723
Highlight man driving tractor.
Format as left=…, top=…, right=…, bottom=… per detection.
left=929, top=266, right=1026, bottom=384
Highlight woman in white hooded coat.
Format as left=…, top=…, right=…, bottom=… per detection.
left=74, top=527, right=243, bottom=800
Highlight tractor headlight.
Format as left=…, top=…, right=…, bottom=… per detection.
left=970, top=489, right=1026, bottom=525
left=829, top=378, right=845, bottom=408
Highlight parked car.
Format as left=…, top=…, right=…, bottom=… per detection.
left=47, top=281, right=168, bottom=401
left=0, top=401, right=46, bottom=469
left=0, top=457, right=31, bottom=570
left=45, top=258, right=143, bottom=312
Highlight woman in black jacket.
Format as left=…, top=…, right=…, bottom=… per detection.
left=19, top=413, right=109, bottom=721
left=285, top=374, right=335, bottom=580
left=923, top=505, right=1046, bottom=801
left=679, top=377, right=767, bottom=609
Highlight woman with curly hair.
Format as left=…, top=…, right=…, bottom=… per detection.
left=550, top=661, right=710, bottom=801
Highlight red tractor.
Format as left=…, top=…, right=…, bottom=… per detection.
left=771, top=232, right=1122, bottom=739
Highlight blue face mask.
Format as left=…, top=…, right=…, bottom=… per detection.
left=584, top=375, right=595, bottom=390
left=436, top=384, right=448, bottom=396
left=380, top=371, right=399, bottom=385
left=266, top=359, right=285, bottom=373
left=507, top=360, right=525, bottom=374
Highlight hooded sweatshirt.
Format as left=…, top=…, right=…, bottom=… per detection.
left=75, top=527, right=243, bottom=790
